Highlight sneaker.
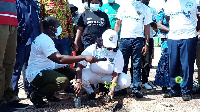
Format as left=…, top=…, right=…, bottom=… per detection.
left=46, top=94, right=60, bottom=102
left=133, top=91, right=143, bottom=98
left=9, top=100, right=29, bottom=109
left=142, top=83, right=152, bottom=90
left=163, top=91, right=181, bottom=98
left=162, top=87, right=168, bottom=93
left=30, top=92, right=48, bottom=108
left=182, top=93, right=192, bottom=101
left=88, top=92, right=96, bottom=101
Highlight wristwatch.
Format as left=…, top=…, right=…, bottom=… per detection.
left=145, top=42, right=149, bottom=46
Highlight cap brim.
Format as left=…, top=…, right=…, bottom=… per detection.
left=103, top=42, right=117, bottom=48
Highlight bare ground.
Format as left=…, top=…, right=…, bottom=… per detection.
left=17, top=68, right=200, bottom=112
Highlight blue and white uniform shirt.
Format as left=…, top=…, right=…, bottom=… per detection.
left=165, top=0, right=200, bottom=39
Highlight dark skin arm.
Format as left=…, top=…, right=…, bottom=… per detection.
left=156, top=21, right=170, bottom=32
left=39, top=18, right=43, bottom=34
left=48, top=52, right=98, bottom=64
left=74, top=26, right=84, bottom=51
left=108, top=72, right=120, bottom=99
left=165, top=15, right=170, bottom=26
left=114, top=19, right=121, bottom=34
left=74, top=63, right=85, bottom=97
left=142, top=24, right=150, bottom=56
left=48, top=52, right=97, bottom=97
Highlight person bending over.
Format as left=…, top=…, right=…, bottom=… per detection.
left=26, top=16, right=98, bottom=108
left=75, top=29, right=131, bottom=102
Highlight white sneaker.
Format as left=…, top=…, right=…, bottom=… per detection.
left=142, top=83, right=152, bottom=90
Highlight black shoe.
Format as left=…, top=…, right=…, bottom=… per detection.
left=133, top=91, right=143, bottom=98
left=182, top=93, right=192, bottom=101
left=163, top=91, right=181, bottom=98
left=88, top=92, right=96, bottom=101
left=30, top=92, right=48, bottom=108
left=0, top=104, right=16, bottom=112
left=46, top=94, right=60, bottom=102
left=162, top=87, right=168, bottom=93
left=9, top=100, right=29, bottom=109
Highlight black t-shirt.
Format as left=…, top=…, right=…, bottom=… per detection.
left=77, top=10, right=111, bottom=44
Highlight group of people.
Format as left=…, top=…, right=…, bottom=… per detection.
left=0, top=0, right=200, bottom=111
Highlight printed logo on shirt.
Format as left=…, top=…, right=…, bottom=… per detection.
left=170, top=10, right=191, bottom=18
left=185, top=2, right=193, bottom=8
left=137, top=11, right=142, bottom=16
left=109, top=36, right=113, bottom=41
left=87, top=20, right=105, bottom=26
left=109, top=58, right=114, bottom=63
left=100, top=18, right=105, bottom=21
left=124, top=16, right=140, bottom=22
left=87, top=18, right=92, bottom=20
left=95, top=55, right=100, bottom=59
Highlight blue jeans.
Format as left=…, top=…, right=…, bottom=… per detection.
left=168, top=37, right=197, bottom=94
left=52, top=38, right=72, bottom=55
left=119, top=38, right=143, bottom=92
left=12, top=43, right=35, bottom=95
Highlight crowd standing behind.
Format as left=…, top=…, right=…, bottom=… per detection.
left=1, top=0, right=200, bottom=111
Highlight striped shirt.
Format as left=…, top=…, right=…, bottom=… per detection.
left=0, top=0, right=18, bottom=26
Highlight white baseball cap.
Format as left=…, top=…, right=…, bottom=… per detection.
left=102, top=29, right=118, bottom=48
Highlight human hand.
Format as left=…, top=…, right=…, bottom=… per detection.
left=73, top=42, right=79, bottom=51
left=108, top=91, right=114, bottom=100
left=74, top=82, right=82, bottom=96
left=142, top=45, right=148, bottom=56
left=85, top=55, right=98, bottom=63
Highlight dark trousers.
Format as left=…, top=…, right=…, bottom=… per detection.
left=31, top=67, right=75, bottom=97
left=12, top=41, right=35, bottom=95
left=119, top=38, right=143, bottom=92
left=168, top=37, right=197, bottom=94
left=142, top=38, right=154, bottom=83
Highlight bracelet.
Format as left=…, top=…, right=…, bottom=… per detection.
left=145, top=42, right=149, bottom=46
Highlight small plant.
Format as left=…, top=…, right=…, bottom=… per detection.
left=104, top=81, right=117, bottom=90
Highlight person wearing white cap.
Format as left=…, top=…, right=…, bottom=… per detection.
left=75, top=29, right=131, bottom=102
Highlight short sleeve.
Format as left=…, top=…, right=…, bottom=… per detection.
left=77, top=13, right=85, bottom=27
left=113, top=50, right=124, bottom=73
left=116, top=6, right=123, bottom=20
left=197, top=0, right=200, bottom=6
left=152, top=8, right=157, bottom=21
left=144, top=7, right=152, bottom=25
left=164, top=1, right=170, bottom=16
left=40, top=39, right=58, bottom=57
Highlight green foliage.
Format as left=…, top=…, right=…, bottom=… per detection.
left=104, top=81, right=117, bottom=89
